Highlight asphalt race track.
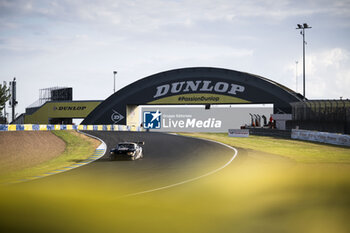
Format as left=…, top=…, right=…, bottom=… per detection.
left=19, top=131, right=236, bottom=196
left=4, top=131, right=349, bottom=233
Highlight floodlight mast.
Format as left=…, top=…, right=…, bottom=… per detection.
left=295, top=61, right=298, bottom=92
left=113, top=71, right=117, bottom=93
left=296, top=23, right=312, bottom=99
left=9, top=77, right=17, bottom=123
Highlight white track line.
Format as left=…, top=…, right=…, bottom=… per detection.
left=124, top=136, right=238, bottom=197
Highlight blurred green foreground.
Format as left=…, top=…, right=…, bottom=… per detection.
left=0, top=133, right=349, bottom=233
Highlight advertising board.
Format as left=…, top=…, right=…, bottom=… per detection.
left=141, top=104, right=273, bottom=133
left=291, top=129, right=350, bottom=147
left=228, top=129, right=249, bottom=137
left=24, top=101, right=101, bottom=124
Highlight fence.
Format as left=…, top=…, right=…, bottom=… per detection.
left=289, top=100, right=350, bottom=134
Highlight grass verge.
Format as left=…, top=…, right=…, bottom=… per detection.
left=179, top=132, right=350, bottom=163
left=0, top=132, right=349, bottom=233
left=0, top=130, right=99, bottom=183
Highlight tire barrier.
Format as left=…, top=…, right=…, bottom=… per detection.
left=0, top=124, right=142, bottom=132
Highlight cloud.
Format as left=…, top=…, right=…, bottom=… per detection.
left=318, top=48, right=348, bottom=68
left=286, top=48, right=350, bottom=99
left=1, top=0, right=350, bottom=116
left=2, top=0, right=349, bottom=31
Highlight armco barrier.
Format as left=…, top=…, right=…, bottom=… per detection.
left=0, top=124, right=142, bottom=132
left=291, top=129, right=350, bottom=147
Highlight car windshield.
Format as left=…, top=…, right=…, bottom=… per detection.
left=118, top=144, right=135, bottom=149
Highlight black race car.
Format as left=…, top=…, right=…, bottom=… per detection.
left=110, top=142, right=144, bottom=161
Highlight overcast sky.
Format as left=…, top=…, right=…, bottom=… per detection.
left=1, top=0, right=350, bottom=117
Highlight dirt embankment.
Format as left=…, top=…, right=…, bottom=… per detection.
left=0, top=131, right=66, bottom=174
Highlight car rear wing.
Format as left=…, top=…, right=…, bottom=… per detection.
left=137, top=141, right=145, bottom=146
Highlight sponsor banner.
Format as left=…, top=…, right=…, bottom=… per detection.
left=143, top=110, right=162, bottom=129
left=24, top=101, right=101, bottom=124
left=16, top=125, right=25, bottom=131
left=77, top=125, right=84, bottom=130
left=46, top=125, right=55, bottom=130
left=129, top=125, right=141, bottom=132
left=228, top=129, right=249, bottom=137
left=0, top=124, right=8, bottom=131
left=291, top=129, right=350, bottom=147
left=149, top=93, right=250, bottom=105
left=141, top=105, right=273, bottom=133
left=81, top=68, right=304, bottom=126
left=111, top=110, right=124, bottom=124
left=118, top=125, right=127, bottom=131
left=0, top=124, right=140, bottom=132
left=7, top=125, right=16, bottom=131
left=153, top=80, right=245, bottom=99
left=24, top=124, right=33, bottom=131
left=49, top=102, right=101, bottom=118
left=32, top=124, right=40, bottom=130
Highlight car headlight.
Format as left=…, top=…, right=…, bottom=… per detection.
left=127, top=152, right=134, bottom=156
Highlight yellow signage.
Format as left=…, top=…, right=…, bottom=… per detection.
left=148, top=93, right=251, bottom=104
left=48, top=102, right=100, bottom=118
left=25, top=101, right=101, bottom=124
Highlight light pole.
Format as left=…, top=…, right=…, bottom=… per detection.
left=113, top=71, right=117, bottom=93
left=296, top=23, right=312, bottom=98
left=3, top=81, right=7, bottom=122
left=295, top=61, right=298, bottom=92
left=9, top=77, right=17, bottom=123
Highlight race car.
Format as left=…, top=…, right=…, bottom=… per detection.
left=110, top=142, right=144, bottom=161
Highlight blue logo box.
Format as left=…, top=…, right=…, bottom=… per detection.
left=143, top=111, right=161, bottom=129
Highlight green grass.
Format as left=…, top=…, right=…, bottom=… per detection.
left=0, top=132, right=349, bottom=233
left=179, top=133, right=350, bottom=163
left=0, top=131, right=98, bottom=183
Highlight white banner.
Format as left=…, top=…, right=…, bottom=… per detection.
left=228, top=129, right=249, bottom=137
left=141, top=105, right=273, bottom=133
left=291, top=129, right=350, bottom=147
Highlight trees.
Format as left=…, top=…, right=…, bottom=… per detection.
left=0, top=83, right=10, bottom=117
